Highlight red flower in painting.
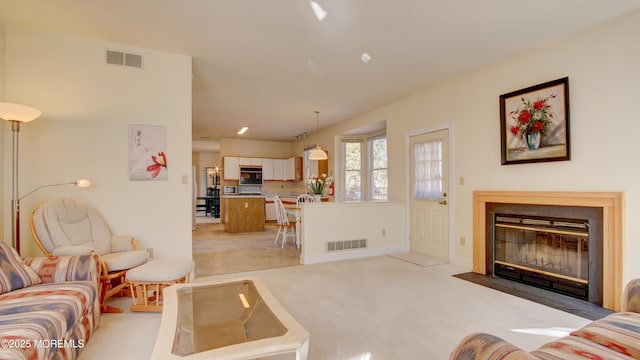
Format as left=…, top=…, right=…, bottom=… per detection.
left=510, top=126, right=520, bottom=136
left=533, top=99, right=546, bottom=110
left=517, top=111, right=531, bottom=124
left=147, top=151, right=167, bottom=178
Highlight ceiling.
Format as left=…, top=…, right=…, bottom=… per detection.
left=1, top=1, right=639, bottom=144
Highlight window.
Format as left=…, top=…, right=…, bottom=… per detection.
left=369, top=136, right=387, bottom=200
left=413, top=139, right=443, bottom=200
left=340, top=134, right=387, bottom=201
left=342, top=140, right=363, bottom=201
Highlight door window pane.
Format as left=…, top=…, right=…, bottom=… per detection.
left=414, top=140, right=443, bottom=200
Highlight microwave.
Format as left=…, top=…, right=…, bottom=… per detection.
left=239, top=166, right=263, bottom=185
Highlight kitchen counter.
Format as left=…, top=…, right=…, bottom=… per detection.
left=221, top=194, right=266, bottom=198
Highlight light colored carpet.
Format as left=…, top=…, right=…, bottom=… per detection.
left=80, top=256, right=591, bottom=360
left=388, top=252, right=448, bottom=267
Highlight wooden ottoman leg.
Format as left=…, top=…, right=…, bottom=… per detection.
left=126, top=259, right=196, bottom=312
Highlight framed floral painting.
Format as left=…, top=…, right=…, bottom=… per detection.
left=500, top=77, right=570, bottom=165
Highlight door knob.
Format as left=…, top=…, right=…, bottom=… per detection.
left=438, top=200, right=447, bottom=205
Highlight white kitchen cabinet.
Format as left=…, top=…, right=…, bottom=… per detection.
left=284, top=158, right=294, bottom=180
left=272, top=159, right=285, bottom=181
left=250, top=158, right=263, bottom=166
left=284, top=157, right=303, bottom=181
left=262, top=158, right=274, bottom=180
left=223, top=156, right=239, bottom=180
left=224, top=156, right=299, bottom=181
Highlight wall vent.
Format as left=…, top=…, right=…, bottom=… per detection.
left=105, top=50, right=143, bottom=69
left=326, top=239, right=367, bottom=252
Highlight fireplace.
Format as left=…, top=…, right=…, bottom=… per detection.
left=486, top=204, right=602, bottom=304
left=472, top=191, right=624, bottom=311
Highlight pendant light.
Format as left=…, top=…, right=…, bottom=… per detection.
left=309, top=111, right=328, bottom=160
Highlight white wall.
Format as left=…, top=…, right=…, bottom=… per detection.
left=2, top=27, right=193, bottom=260
left=221, top=137, right=294, bottom=159
left=301, top=201, right=406, bottom=264
left=321, top=10, right=640, bottom=284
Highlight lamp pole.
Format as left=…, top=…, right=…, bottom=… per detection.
left=10, top=120, right=21, bottom=254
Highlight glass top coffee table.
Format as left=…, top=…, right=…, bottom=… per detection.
left=151, top=276, right=309, bottom=360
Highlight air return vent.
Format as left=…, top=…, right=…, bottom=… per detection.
left=105, top=50, right=143, bottom=69
left=326, top=239, right=367, bottom=252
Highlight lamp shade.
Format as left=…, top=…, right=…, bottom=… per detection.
left=309, top=110, right=328, bottom=160
left=0, top=102, right=42, bottom=122
left=309, top=146, right=328, bottom=160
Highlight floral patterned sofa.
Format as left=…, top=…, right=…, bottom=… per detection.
left=0, top=241, right=100, bottom=360
left=450, top=278, right=640, bottom=359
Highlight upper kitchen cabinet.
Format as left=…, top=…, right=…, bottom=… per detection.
left=262, top=158, right=274, bottom=180
left=249, top=158, right=262, bottom=166
left=223, top=156, right=301, bottom=181
left=223, top=156, right=240, bottom=180
left=285, top=157, right=303, bottom=181
left=273, top=159, right=285, bottom=180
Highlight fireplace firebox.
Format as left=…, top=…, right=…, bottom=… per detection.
left=486, top=203, right=603, bottom=305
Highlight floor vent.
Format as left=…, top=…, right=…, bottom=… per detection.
left=105, top=50, right=143, bottom=69
left=326, top=239, right=367, bottom=252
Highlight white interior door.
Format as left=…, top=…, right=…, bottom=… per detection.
left=409, top=129, right=450, bottom=260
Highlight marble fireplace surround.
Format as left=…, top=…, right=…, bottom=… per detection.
left=473, top=191, right=624, bottom=311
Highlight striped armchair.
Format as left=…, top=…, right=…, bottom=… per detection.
left=450, top=278, right=640, bottom=360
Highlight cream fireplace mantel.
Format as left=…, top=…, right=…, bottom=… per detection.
left=473, top=191, right=624, bottom=311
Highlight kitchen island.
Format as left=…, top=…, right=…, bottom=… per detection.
left=222, top=195, right=265, bottom=233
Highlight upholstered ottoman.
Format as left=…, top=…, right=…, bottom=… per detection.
left=127, top=258, right=195, bottom=312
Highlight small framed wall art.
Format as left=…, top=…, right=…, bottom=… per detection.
left=129, top=124, right=168, bottom=180
left=500, top=77, right=570, bottom=165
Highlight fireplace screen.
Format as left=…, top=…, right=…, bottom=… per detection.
left=494, top=213, right=589, bottom=299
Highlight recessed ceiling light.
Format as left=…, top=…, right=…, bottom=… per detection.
left=361, top=52, right=372, bottom=64
left=309, top=1, right=327, bottom=21
left=237, top=126, right=248, bottom=135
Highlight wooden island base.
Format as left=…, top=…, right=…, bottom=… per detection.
left=223, top=196, right=265, bottom=233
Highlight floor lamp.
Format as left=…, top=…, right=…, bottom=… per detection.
left=0, top=102, right=42, bottom=254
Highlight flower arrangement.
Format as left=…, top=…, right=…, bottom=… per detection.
left=307, top=173, right=333, bottom=195
left=509, top=94, right=556, bottom=139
